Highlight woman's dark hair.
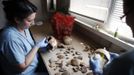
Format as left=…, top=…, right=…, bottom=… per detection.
left=2, top=0, right=37, bottom=23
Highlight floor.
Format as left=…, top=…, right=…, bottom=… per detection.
left=30, top=20, right=96, bottom=75
left=40, top=34, right=93, bottom=75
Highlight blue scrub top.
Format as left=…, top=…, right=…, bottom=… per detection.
left=0, top=26, right=38, bottom=75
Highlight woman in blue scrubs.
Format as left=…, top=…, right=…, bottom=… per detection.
left=0, top=0, right=49, bottom=75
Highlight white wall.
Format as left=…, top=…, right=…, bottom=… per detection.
left=0, top=0, right=46, bottom=29
left=29, top=0, right=45, bottom=21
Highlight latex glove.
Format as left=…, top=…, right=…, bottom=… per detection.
left=90, top=54, right=103, bottom=75
left=47, top=36, right=57, bottom=50
left=49, top=37, right=57, bottom=46
left=110, top=52, right=119, bottom=60
left=104, top=52, right=119, bottom=67
left=36, top=38, right=48, bottom=48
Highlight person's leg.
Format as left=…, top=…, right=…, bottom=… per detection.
left=0, top=65, right=5, bottom=75
left=35, top=52, right=49, bottom=75
left=34, top=72, right=49, bottom=75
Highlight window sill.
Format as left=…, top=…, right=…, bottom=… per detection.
left=75, top=19, right=134, bottom=51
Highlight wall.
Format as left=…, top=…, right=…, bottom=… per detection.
left=29, top=0, right=47, bottom=21
left=0, top=0, right=47, bottom=29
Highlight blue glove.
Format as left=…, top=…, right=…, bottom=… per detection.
left=90, top=54, right=103, bottom=75
left=110, top=52, right=119, bottom=61
left=36, top=38, right=48, bottom=48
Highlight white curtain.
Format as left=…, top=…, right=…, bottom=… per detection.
left=106, top=0, right=133, bottom=38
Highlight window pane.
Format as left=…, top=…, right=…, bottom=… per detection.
left=70, top=0, right=110, bottom=21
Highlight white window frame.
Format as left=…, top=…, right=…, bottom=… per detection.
left=69, top=0, right=110, bottom=22
left=69, top=0, right=134, bottom=47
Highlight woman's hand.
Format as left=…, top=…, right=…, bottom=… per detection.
left=90, top=54, right=103, bottom=75
left=36, top=38, right=48, bottom=48
left=47, top=36, right=57, bottom=50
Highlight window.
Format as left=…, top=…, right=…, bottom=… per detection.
left=70, top=0, right=111, bottom=21
left=70, top=0, right=134, bottom=45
